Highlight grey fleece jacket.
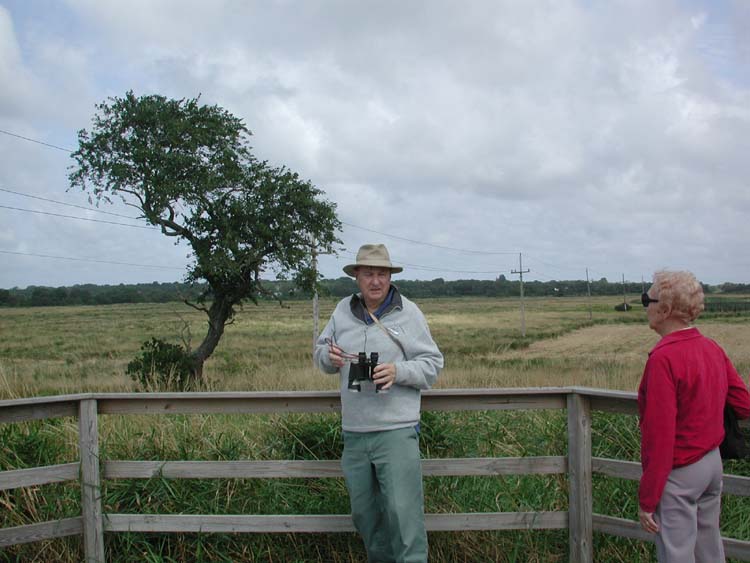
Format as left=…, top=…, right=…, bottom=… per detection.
left=314, top=287, right=443, bottom=432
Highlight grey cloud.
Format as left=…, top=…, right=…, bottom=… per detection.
left=1, top=0, right=749, bottom=286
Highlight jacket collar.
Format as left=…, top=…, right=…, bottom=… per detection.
left=349, top=284, right=403, bottom=323
left=649, top=326, right=701, bottom=356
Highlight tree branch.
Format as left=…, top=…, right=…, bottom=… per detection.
left=173, top=310, right=193, bottom=352
left=184, top=299, right=208, bottom=314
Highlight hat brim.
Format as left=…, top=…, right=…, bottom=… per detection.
left=343, top=263, right=403, bottom=277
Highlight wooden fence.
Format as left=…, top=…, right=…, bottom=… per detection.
left=1, top=387, right=750, bottom=562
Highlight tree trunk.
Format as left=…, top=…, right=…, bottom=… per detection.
left=190, top=296, right=234, bottom=384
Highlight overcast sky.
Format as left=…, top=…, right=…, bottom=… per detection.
left=1, top=0, right=749, bottom=289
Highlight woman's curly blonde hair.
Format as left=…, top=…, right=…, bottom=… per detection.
left=651, top=270, right=704, bottom=323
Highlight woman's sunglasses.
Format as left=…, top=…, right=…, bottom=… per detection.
left=641, top=293, right=659, bottom=307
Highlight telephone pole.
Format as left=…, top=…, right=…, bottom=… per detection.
left=511, top=253, right=530, bottom=337
left=585, top=268, right=592, bottom=321
left=311, top=238, right=319, bottom=367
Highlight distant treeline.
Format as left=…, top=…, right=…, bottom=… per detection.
left=2, top=276, right=749, bottom=307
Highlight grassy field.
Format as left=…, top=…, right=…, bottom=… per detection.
left=1, top=295, right=750, bottom=562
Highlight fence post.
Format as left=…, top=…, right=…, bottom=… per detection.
left=567, top=392, right=593, bottom=563
left=79, top=399, right=105, bottom=562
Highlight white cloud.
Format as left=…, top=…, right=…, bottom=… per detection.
left=0, top=0, right=749, bottom=287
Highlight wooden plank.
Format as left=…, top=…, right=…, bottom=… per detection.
left=103, top=456, right=567, bottom=480
left=0, top=393, right=89, bottom=408
left=592, top=457, right=641, bottom=481
left=587, top=395, right=638, bottom=415
left=568, top=387, right=637, bottom=402
left=98, top=395, right=342, bottom=415
left=97, top=389, right=571, bottom=415
left=105, top=511, right=568, bottom=534
left=422, top=456, right=566, bottom=476
left=79, top=399, right=104, bottom=563
left=106, top=513, right=356, bottom=533
left=92, top=387, right=571, bottom=402
left=725, top=537, right=750, bottom=561
left=92, top=390, right=341, bottom=401
left=724, top=474, right=750, bottom=497
left=593, top=512, right=750, bottom=561
left=0, top=517, right=82, bottom=546
left=568, top=393, right=593, bottom=563
left=104, top=460, right=344, bottom=479
left=0, top=401, right=78, bottom=424
left=422, top=393, right=566, bottom=412
left=425, top=511, right=567, bottom=531
left=592, top=514, right=652, bottom=542
left=0, top=463, right=79, bottom=490
left=593, top=457, right=750, bottom=499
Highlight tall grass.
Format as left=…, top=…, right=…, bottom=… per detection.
left=2, top=296, right=750, bottom=561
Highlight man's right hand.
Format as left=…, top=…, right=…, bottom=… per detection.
left=328, top=342, right=345, bottom=368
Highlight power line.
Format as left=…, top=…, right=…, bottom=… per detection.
left=2, top=186, right=515, bottom=260
left=524, top=254, right=629, bottom=282
left=0, top=128, right=74, bottom=153
left=524, top=254, right=576, bottom=273
left=0, top=250, right=184, bottom=270
left=1, top=129, right=512, bottom=258
left=530, top=271, right=555, bottom=281
left=0, top=204, right=156, bottom=230
left=1, top=131, right=525, bottom=269
left=342, top=221, right=518, bottom=255
left=0, top=193, right=502, bottom=273
left=0, top=186, right=140, bottom=220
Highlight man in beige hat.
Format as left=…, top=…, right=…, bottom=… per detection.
left=314, top=243, right=443, bottom=563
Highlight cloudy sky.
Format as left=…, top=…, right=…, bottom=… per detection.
left=1, top=0, right=749, bottom=289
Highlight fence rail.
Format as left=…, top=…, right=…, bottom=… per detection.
left=1, top=387, right=749, bottom=562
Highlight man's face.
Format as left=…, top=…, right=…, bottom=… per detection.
left=355, top=266, right=392, bottom=308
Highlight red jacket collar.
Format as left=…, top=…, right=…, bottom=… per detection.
left=649, top=326, right=701, bottom=356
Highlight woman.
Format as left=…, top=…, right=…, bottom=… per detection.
left=638, top=270, right=750, bottom=562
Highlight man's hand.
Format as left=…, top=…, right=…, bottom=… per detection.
left=638, top=509, right=659, bottom=534
left=328, top=342, right=345, bottom=369
left=372, top=363, right=396, bottom=390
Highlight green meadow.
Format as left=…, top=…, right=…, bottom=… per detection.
left=2, top=295, right=750, bottom=562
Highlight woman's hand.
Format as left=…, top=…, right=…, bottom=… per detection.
left=638, top=509, right=659, bottom=534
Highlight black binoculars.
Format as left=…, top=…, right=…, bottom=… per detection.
left=347, top=352, right=386, bottom=393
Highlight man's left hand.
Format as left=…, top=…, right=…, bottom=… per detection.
left=372, top=363, right=396, bottom=390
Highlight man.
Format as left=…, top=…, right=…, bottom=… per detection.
left=314, top=243, right=444, bottom=563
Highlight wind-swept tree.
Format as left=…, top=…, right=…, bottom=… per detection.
left=69, top=91, right=341, bottom=383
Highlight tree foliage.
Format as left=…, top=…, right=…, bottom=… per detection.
left=126, top=337, right=194, bottom=391
left=69, top=91, right=341, bottom=381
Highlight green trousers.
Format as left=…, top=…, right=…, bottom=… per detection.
left=341, top=426, right=428, bottom=563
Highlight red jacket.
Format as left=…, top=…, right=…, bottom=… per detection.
left=638, top=327, right=750, bottom=512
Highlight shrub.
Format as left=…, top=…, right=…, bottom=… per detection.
left=126, top=337, right=194, bottom=391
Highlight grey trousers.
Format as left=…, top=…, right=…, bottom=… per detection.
left=341, top=426, right=428, bottom=563
left=655, top=447, right=724, bottom=563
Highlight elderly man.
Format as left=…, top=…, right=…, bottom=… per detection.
left=314, top=243, right=443, bottom=563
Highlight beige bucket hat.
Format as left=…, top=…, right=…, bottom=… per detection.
left=343, top=244, right=403, bottom=277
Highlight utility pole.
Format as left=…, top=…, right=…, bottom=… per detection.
left=311, top=238, right=319, bottom=367
left=511, top=253, right=530, bottom=337
left=585, top=268, right=592, bottom=321
left=622, top=273, right=627, bottom=310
